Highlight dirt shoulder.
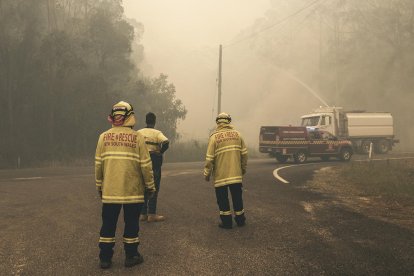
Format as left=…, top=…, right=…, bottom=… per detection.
left=306, top=160, right=414, bottom=231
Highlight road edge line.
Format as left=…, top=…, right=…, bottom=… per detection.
left=273, top=162, right=329, bottom=184
left=275, top=157, right=414, bottom=183
left=273, top=163, right=313, bottom=184
left=273, top=165, right=293, bottom=184
left=355, top=157, right=414, bottom=162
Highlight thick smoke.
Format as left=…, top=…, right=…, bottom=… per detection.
left=125, top=0, right=414, bottom=151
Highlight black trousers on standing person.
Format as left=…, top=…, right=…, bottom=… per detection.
left=142, top=154, right=162, bottom=215
left=215, top=183, right=246, bottom=227
left=99, top=203, right=142, bottom=262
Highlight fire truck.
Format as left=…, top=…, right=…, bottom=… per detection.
left=301, top=106, right=398, bottom=154
left=259, top=126, right=353, bottom=163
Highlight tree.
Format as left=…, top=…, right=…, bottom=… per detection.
left=131, top=74, right=187, bottom=142
left=0, top=0, right=187, bottom=167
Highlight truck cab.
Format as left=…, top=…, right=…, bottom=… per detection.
left=259, top=126, right=353, bottom=163
left=301, top=107, right=341, bottom=136
left=302, top=114, right=334, bottom=132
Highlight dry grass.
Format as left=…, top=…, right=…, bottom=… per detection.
left=340, top=159, right=414, bottom=199
left=307, top=159, right=414, bottom=230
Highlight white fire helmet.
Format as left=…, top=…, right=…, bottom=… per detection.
left=216, top=112, right=232, bottom=124
left=108, top=101, right=136, bottom=127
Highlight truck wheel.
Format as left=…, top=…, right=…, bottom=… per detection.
left=320, top=156, right=330, bottom=161
left=293, top=151, right=307, bottom=164
left=275, top=154, right=289, bottom=163
left=360, top=140, right=372, bottom=154
left=375, top=139, right=389, bottom=154
left=339, top=148, right=352, bottom=162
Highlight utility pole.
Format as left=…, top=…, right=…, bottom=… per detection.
left=319, top=12, right=322, bottom=94
left=217, top=44, right=222, bottom=115
left=334, top=14, right=339, bottom=95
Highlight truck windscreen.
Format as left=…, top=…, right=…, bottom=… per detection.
left=301, top=116, right=320, bottom=126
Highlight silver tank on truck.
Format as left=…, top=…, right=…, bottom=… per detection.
left=301, top=106, right=399, bottom=154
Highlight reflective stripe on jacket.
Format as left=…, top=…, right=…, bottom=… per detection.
left=95, top=126, right=155, bottom=204
left=204, top=124, right=248, bottom=187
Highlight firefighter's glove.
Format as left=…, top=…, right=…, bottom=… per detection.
left=145, top=188, right=156, bottom=199
left=205, top=174, right=210, bottom=182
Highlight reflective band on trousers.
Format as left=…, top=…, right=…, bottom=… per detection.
left=123, top=237, right=140, bottom=244
left=235, top=209, right=244, bottom=216
left=99, top=237, right=115, bottom=243
left=220, top=210, right=232, bottom=216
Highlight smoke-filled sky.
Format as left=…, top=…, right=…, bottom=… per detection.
left=123, top=0, right=272, bottom=142
left=124, top=0, right=270, bottom=48
left=122, top=1, right=414, bottom=150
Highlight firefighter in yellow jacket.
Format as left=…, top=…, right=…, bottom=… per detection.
left=204, top=113, right=248, bottom=229
left=137, top=112, right=169, bottom=222
left=95, top=101, right=156, bottom=269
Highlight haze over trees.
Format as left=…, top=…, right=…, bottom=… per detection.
left=0, top=0, right=186, bottom=168
left=1, top=0, right=413, bottom=168
left=226, top=0, right=414, bottom=149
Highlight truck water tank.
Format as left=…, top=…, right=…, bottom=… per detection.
left=346, top=113, right=394, bottom=137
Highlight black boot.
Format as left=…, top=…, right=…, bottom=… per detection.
left=100, top=260, right=112, bottom=269
left=235, top=215, right=246, bottom=227
left=236, top=220, right=246, bottom=227
left=125, top=253, right=144, bottom=267
left=218, top=222, right=232, bottom=229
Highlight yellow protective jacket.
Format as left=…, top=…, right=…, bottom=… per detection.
left=137, top=128, right=169, bottom=154
left=204, top=124, right=248, bottom=187
left=95, top=126, right=155, bottom=204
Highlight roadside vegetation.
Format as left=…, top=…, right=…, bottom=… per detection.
left=307, top=159, right=414, bottom=229
left=310, top=159, right=414, bottom=200
left=165, top=140, right=208, bottom=163
left=340, top=159, right=414, bottom=199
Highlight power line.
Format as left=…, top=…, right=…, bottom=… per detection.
left=215, top=0, right=328, bottom=114
left=267, top=3, right=323, bottom=48
left=223, top=0, right=324, bottom=49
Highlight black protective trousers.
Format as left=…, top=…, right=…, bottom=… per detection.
left=142, top=154, right=162, bottom=215
left=99, top=203, right=142, bottom=261
left=215, top=183, right=246, bottom=227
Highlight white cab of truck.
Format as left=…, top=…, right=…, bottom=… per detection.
left=301, top=106, right=398, bottom=154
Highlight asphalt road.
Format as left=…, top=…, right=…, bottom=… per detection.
left=1, top=154, right=414, bottom=275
